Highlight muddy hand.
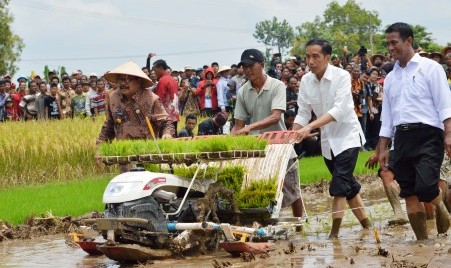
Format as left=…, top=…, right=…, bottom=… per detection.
left=365, top=154, right=378, bottom=169
left=234, top=127, right=250, bottom=135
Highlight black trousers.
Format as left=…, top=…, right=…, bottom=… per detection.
left=394, top=125, right=444, bottom=202
left=324, top=147, right=361, bottom=200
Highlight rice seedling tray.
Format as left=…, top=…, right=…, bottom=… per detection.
left=101, top=150, right=266, bottom=165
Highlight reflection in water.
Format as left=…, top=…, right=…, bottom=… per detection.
left=0, top=181, right=448, bottom=267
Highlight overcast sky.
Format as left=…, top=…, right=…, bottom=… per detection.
left=10, top=0, right=451, bottom=79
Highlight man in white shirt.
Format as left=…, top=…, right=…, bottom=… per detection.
left=290, top=39, right=370, bottom=239
left=378, top=22, right=451, bottom=240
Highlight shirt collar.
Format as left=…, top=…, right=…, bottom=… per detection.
left=251, top=75, right=270, bottom=92
left=394, top=53, right=421, bottom=71
left=315, top=64, right=333, bottom=82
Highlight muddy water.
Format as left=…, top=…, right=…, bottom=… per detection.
left=1, top=180, right=450, bottom=267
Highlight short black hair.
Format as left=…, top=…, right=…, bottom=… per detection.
left=62, top=77, right=70, bottom=82
left=153, top=59, right=170, bottom=70
left=385, top=22, right=414, bottom=42
left=211, top=62, right=219, bottom=67
left=0, top=80, right=6, bottom=86
left=50, top=82, right=58, bottom=88
left=288, top=75, right=298, bottom=83
left=51, top=76, right=60, bottom=82
left=186, top=113, right=197, bottom=122
left=305, top=38, right=332, bottom=55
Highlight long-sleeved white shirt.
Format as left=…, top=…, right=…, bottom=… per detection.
left=294, top=64, right=365, bottom=160
left=380, top=54, right=451, bottom=138
left=216, top=76, right=229, bottom=110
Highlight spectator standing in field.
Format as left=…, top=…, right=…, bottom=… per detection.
left=0, top=80, right=9, bottom=122
left=44, top=83, right=62, bottom=120
left=12, top=82, right=26, bottom=119
left=71, top=83, right=86, bottom=118
left=19, top=81, right=39, bottom=120
left=91, top=79, right=106, bottom=117
left=153, top=59, right=180, bottom=134
left=35, top=82, right=47, bottom=120
left=179, top=77, right=199, bottom=116
left=196, top=67, right=218, bottom=117
left=216, top=65, right=231, bottom=113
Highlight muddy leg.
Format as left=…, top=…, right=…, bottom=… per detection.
left=407, top=212, right=428, bottom=240
left=380, top=170, right=409, bottom=225
left=291, top=198, right=304, bottom=232
left=438, top=180, right=451, bottom=212
left=428, top=189, right=450, bottom=234
left=329, top=196, right=346, bottom=239
left=424, top=203, right=435, bottom=220
left=405, top=196, right=428, bottom=240
left=347, top=194, right=371, bottom=229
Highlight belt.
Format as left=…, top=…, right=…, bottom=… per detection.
left=395, top=123, right=424, bottom=131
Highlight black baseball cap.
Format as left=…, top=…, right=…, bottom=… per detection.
left=238, top=49, right=264, bottom=67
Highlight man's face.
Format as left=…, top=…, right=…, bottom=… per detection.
left=305, top=44, right=330, bottom=78
left=284, top=115, right=295, bottom=129
left=352, top=68, right=361, bottom=79
left=296, top=67, right=304, bottom=77
left=39, top=84, right=47, bottom=94
left=82, top=85, right=89, bottom=93
left=96, top=80, right=105, bottom=91
left=285, top=60, right=293, bottom=68
left=75, top=85, right=83, bottom=94
left=0, top=84, right=5, bottom=93
left=332, top=57, right=340, bottom=66
left=153, top=66, right=164, bottom=79
left=236, top=66, right=244, bottom=75
left=117, top=75, right=141, bottom=98
left=50, top=86, right=57, bottom=96
left=150, top=70, right=157, bottom=80
left=282, top=68, right=291, bottom=77
left=185, top=118, right=197, bottom=131
left=276, top=63, right=283, bottom=72
left=90, top=81, right=97, bottom=90
left=242, top=62, right=264, bottom=82
left=63, top=80, right=70, bottom=89
left=386, top=32, right=412, bottom=61
left=71, top=78, right=78, bottom=88
left=29, top=83, right=37, bottom=94
left=287, top=78, right=298, bottom=90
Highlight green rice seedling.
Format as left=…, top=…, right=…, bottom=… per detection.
left=99, top=135, right=267, bottom=157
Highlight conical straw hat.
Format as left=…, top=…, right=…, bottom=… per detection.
left=104, top=61, right=152, bottom=88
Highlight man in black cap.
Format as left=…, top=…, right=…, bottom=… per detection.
left=232, top=48, right=304, bottom=223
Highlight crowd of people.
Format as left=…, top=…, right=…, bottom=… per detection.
left=0, top=45, right=450, bottom=140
